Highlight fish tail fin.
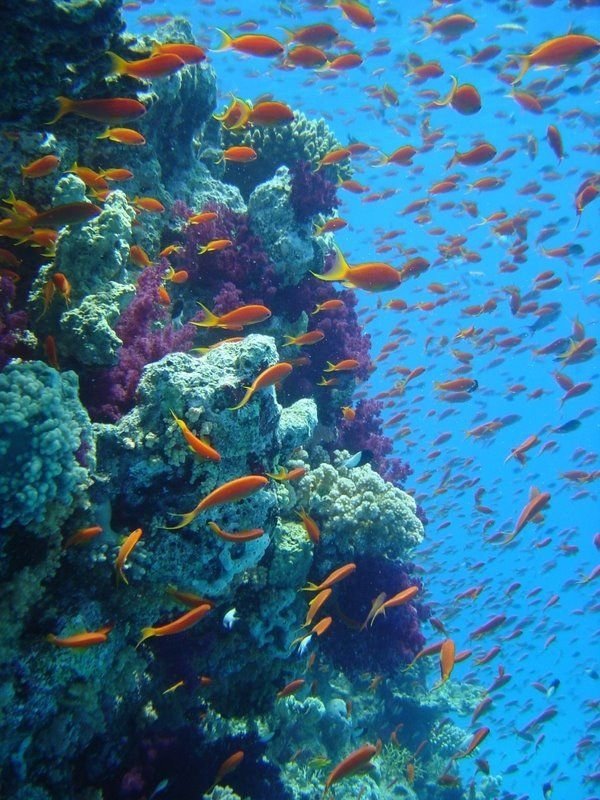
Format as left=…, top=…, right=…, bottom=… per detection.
left=195, top=302, right=219, bottom=327
left=229, top=388, right=252, bottom=411
left=416, top=18, right=433, bottom=43
left=135, top=627, right=155, bottom=649
left=96, top=129, right=111, bottom=140
left=213, top=28, right=233, bottom=52
left=197, top=244, right=208, bottom=255
left=310, top=246, right=350, bottom=283
left=510, top=54, right=530, bottom=85
left=47, top=96, right=73, bottom=125
left=164, top=508, right=200, bottom=530
left=107, top=51, right=128, bottom=76
left=436, top=75, right=457, bottom=107
left=300, top=582, right=318, bottom=592
left=446, top=151, right=458, bottom=170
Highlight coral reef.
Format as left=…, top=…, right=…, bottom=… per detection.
left=296, top=458, right=424, bottom=558
left=0, top=360, right=94, bottom=532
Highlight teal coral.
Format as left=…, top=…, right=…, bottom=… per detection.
left=0, top=361, right=94, bottom=531
left=296, top=456, right=424, bottom=558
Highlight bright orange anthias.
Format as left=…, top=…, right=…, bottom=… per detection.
left=312, top=246, right=402, bottom=292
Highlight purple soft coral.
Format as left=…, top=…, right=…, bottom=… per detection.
left=339, top=398, right=412, bottom=488
left=0, top=275, right=32, bottom=370
left=83, top=263, right=197, bottom=421
left=289, top=160, right=338, bottom=223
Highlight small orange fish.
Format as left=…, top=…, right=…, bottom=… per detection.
left=97, top=127, right=146, bottom=145
left=129, top=244, right=153, bottom=268
left=214, top=30, right=284, bottom=57
left=265, top=467, right=307, bottom=482
left=47, top=625, right=113, bottom=648
left=301, top=563, right=356, bottom=592
left=166, top=475, right=269, bottom=530
left=51, top=272, right=72, bottom=305
left=48, top=96, right=146, bottom=124
left=248, top=101, right=294, bottom=126
left=283, top=330, right=325, bottom=347
left=150, top=42, right=206, bottom=63
left=323, top=358, right=359, bottom=372
left=323, top=744, right=378, bottom=798
left=44, top=335, right=60, bottom=370
left=432, top=76, right=481, bottom=115
left=193, top=303, right=271, bottom=331
left=511, top=33, right=600, bottom=84
left=63, top=525, right=103, bottom=548
left=217, top=145, right=257, bottom=163
left=370, top=586, right=419, bottom=625
left=21, top=155, right=60, bottom=180
left=170, top=410, right=221, bottom=461
left=297, top=508, right=320, bottom=544
left=207, top=751, right=245, bottom=794
left=206, top=521, right=265, bottom=542
left=229, top=362, right=293, bottom=410
left=312, top=246, right=401, bottom=292
left=277, top=678, right=306, bottom=698
left=115, top=527, right=143, bottom=585
left=341, top=406, right=356, bottom=421
left=133, top=196, right=165, bottom=213
left=198, top=238, right=232, bottom=254
left=314, top=219, right=347, bottom=236
left=311, top=298, right=346, bottom=314
left=137, top=603, right=212, bottom=647
left=107, top=51, right=185, bottom=80
left=188, top=211, right=218, bottom=226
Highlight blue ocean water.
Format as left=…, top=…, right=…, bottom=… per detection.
left=130, top=1, right=599, bottom=796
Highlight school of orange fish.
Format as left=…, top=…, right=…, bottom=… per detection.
left=3, top=0, right=600, bottom=795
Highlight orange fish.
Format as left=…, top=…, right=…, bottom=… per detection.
left=248, top=101, right=294, bottom=126
left=317, top=147, right=352, bottom=169
left=187, top=210, right=218, bottom=226
left=432, top=638, right=456, bottom=689
left=107, top=51, right=185, bottom=80
left=283, top=330, right=325, bottom=347
left=370, top=586, right=419, bottom=624
left=47, top=625, right=113, bottom=648
left=452, top=727, right=490, bottom=759
left=432, top=76, right=481, bottom=115
left=511, top=33, right=600, bottom=84
left=166, top=475, right=269, bottom=530
left=314, top=219, right=348, bottom=236
left=48, top=96, right=146, bottom=124
left=277, top=678, right=306, bottom=698
left=297, top=508, right=320, bottom=544
left=286, top=44, right=328, bottom=68
left=137, top=602, right=212, bottom=647
left=63, top=525, right=103, bottom=548
left=97, top=127, right=146, bottom=145
left=129, top=244, right=153, bottom=268
left=150, top=42, right=206, bottom=64
left=323, top=744, right=378, bottom=798
left=207, top=521, right=265, bottom=542
left=312, top=246, right=401, bottom=292
left=21, top=155, right=60, bottom=180
left=217, top=145, right=257, bottom=163
left=32, top=202, right=101, bottom=229
left=229, top=362, right=293, bottom=410
left=304, top=588, right=332, bottom=627
left=301, top=562, right=356, bottom=592
left=44, top=335, right=60, bottom=370
left=446, top=143, right=496, bottom=169
left=266, top=466, right=307, bottom=482
left=213, top=96, right=252, bottom=131
left=198, top=238, right=232, bottom=254
left=501, top=488, right=551, bottom=545
left=192, top=303, right=271, bottom=331
left=133, top=196, right=165, bottom=213
left=51, top=272, right=72, bottom=305
left=115, top=527, right=143, bottom=585
left=214, top=29, right=284, bottom=57
left=170, top=410, right=221, bottom=461
left=99, top=167, right=133, bottom=182
left=323, top=358, right=359, bottom=372
left=207, top=751, right=245, bottom=794
left=337, top=0, right=376, bottom=29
